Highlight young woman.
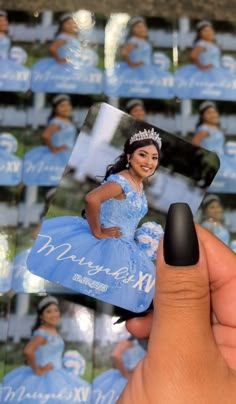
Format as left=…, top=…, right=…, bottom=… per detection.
left=1, top=296, right=91, bottom=403
left=200, top=194, right=230, bottom=246
left=22, top=94, right=77, bottom=186
left=174, top=20, right=236, bottom=100
left=105, top=16, right=174, bottom=99
left=92, top=336, right=146, bottom=404
left=192, top=101, right=236, bottom=192
left=27, top=129, right=164, bottom=313
left=31, top=13, right=102, bottom=94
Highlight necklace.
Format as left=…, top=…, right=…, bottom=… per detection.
left=128, top=170, right=143, bottom=195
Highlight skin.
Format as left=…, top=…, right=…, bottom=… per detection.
left=129, top=105, right=146, bottom=121
left=42, top=100, right=72, bottom=153
left=118, top=225, right=236, bottom=404
left=0, top=15, right=8, bottom=34
left=85, top=144, right=159, bottom=240
left=111, top=339, right=134, bottom=379
left=205, top=200, right=223, bottom=223
left=192, top=107, right=220, bottom=147
left=24, top=304, right=61, bottom=376
left=121, top=22, right=148, bottom=68
left=191, top=25, right=216, bottom=71
left=49, top=18, right=78, bottom=64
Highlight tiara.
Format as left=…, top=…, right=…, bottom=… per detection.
left=129, top=128, right=162, bottom=149
left=38, top=296, right=59, bottom=311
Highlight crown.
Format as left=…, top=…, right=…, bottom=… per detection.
left=38, top=296, right=59, bottom=311
left=129, top=128, right=162, bottom=149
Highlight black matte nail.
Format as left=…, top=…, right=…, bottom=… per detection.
left=164, top=203, right=199, bottom=266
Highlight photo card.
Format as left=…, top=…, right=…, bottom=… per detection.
left=26, top=102, right=220, bottom=313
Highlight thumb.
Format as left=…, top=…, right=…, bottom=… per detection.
left=148, top=203, right=215, bottom=364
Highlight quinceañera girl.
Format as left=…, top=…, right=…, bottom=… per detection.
left=105, top=16, right=174, bottom=99
left=192, top=101, right=236, bottom=193
left=0, top=132, right=22, bottom=186
left=0, top=10, right=30, bottom=91
left=1, top=296, right=91, bottom=404
left=174, top=20, right=236, bottom=101
left=27, top=129, right=164, bottom=313
left=22, top=94, right=77, bottom=186
left=92, top=337, right=146, bottom=404
left=31, top=13, right=103, bottom=94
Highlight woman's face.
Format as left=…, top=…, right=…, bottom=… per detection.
left=130, top=105, right=146, bottom=121
left=62, top=18, right=78, bottom=34
left=0, top=16, right=8, bottom=33
left=128, top=144, right=159, bottom=179
left=206, top=200, right=223, bottom=221
left=41, top=304, right=61, bottom=327
left=202, top=107, right=219, bottom=125
left=200, top=25, right=215, bottom=41
left=55, top=100, right=73, bottom=118
left=132, top=22, right=148, bottom=38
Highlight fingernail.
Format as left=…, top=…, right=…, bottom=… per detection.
left=114, top=302, right=153, bottom=324
left=164, top=203, right=199, bottom=266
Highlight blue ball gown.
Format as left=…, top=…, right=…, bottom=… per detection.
left=104, top=36, right=174, bottom=99
left=1, top=328, right=91, bottom=404
left=31, top=33, right=103, bottom=94
left=92, top=341, right=146, bottom=404
left=201, top=220, right=230, bottom=246
left=196, top=125, right=236, bottom=193
left=174, top=40, right=236, bottom=100
left=0, top=143, right=22, bottom=186
left=0, top=35, right=31, bottom=92
left=22, top=118, right=77, bottom=186
left=27, top=174, right=163, bottom=312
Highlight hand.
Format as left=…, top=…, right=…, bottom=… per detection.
left=199, top=63, right=214, bottom=71
left=55, top=57, right=68, bottom=64
left=96, top=226, right=122, bottom=239
left=128, top=61, right=144, bottom=68
left=35, top=363, right=54, bottom=376
left=51, top=145, right=68, bottom=154
left=118, top=203, right=236, bottom=404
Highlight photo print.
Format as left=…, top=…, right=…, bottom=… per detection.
left=26, top=102, right=220, bottom=313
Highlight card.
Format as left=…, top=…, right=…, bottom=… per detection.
left=26, top=102, right=220, bottom=313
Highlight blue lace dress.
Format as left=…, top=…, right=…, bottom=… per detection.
left=31, top=33, right=103, bottom=94
left=22, top=117, right=77, bottom=186
left=1, top=329, right=91, bottom=404
left=174, top=40, right=236, bottom=100
left=27, top=174, right=163, bottom=312
left=0, top=34, right=31, bottom=92
left=196, top=124, right=236, bottom=193
left=105, top=36, right=174, bottom=99
left=201, top=220, right=230, bottom=245
left=92, top=340, right=146, bottom=404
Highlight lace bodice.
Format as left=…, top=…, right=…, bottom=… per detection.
left=201, top=220, right=230, bottom=245
left=33, top=329, right=64, bottom=370
left=195, top=40, right=221, bottom=68
left=56, top=33, right=81, bottom=61
left=49, top=117, right=77, bottom=149
left=197, top=124, right=225, bottom=155
left=100, top=174, right=148, bottom=241
left=127, top=37, right=152, bottom=65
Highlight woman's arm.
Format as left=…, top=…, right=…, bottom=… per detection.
left=85, top=181, right=124, bottom=239
left=49, top=39, right=67, bottom=64
left=24, top=335, right=53, bottom=376
left=190, top=46, right=214, bottom=70
left=111, top=339, right=134, bottom=379
left=42, top=123, right=68, bottom=153
left=192, top=130, right=209, bottom=147
left=121, top=43, right=144, bottom=68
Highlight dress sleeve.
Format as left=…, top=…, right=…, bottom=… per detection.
left=33, top=328, right=49, bottom=341
left=195, top=40, right=207, bottom=48
left=105, top=174, right=130, bottom=196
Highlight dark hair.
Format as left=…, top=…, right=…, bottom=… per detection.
left=55, top=14, right=74, bottom=37
left=193, top=21, right=215, bottom=45
left=47, top=95, right=71, bottom=123
left=126, top=16, right=147, bottom=39
left=31, top=302, right=59, bottom=334
left=104, top=137, right=160, bottom=180
left=196, top=103, right=218, bottom=130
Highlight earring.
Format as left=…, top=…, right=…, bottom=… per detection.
left=126, top=162, right=129, bottom=168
